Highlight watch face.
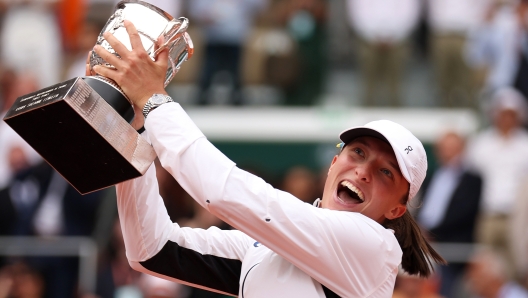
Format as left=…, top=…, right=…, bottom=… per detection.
left=152, top=94, right=165, bottom=104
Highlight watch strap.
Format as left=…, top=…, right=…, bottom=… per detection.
left=142, top=94, right=173, bottom=119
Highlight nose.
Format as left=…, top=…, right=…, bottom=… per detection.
left=355, top=164, right=371, bottom=183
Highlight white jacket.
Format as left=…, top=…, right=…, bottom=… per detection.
left=115, top=103, right=402, bottom=297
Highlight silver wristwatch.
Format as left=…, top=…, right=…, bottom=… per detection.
left=142, top=94, right=174, bottom=119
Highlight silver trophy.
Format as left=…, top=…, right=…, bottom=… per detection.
left=3, top=0, right=193, bottom=194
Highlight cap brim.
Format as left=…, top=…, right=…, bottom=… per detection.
left=339, top=127, right=412, bottom=185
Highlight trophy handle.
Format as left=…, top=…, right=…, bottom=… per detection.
left=154, top=18, right=194, bottom=86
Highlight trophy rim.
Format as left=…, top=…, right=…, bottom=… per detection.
left=115, top=0, right=175, bottom=21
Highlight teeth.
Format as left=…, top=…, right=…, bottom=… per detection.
left=340, top=181, right=364, bottom=202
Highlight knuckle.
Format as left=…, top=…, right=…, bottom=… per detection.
left=121, top=65, right=130, bottom=74
left=137, top=51, right=148, bottom=60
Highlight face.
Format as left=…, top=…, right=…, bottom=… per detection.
left=435, top=132, right=465, bottom=166
left=320, top=136, right=409, bottom=223
left=494, top=109, right=520, bottom=134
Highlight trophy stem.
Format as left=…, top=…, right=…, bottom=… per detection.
left=82, top=76, right=135, bottom=124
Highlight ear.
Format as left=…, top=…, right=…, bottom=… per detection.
left=328, top=155, right=338, bottom=174
left=384, top=204, right=406, bottom=220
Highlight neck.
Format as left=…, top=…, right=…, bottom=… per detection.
left=498, top=127, right=516, bottom=138
left=483, top=281, right=504, bottom=298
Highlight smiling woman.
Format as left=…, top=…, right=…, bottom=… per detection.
left=323, top=122, right=445, bottom=277
left=97, top=21, right=445, bottom=297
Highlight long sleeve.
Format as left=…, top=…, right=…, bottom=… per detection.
left=115, top=142, right=254, bottom=296
left=145, top=103, right=402, bottom=296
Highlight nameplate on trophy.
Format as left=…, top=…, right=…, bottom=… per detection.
left=4, top=77, right=156, bottom=194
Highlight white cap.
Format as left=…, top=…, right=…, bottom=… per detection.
left=339, top=120, right=427, bottom=201
left=489, top=87, right=528, bottom=123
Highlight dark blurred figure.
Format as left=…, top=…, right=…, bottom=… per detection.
left=345, top=0, right=420, bottom=106
left=0, top=71, right=41, bottom=190
left=465, top=249, right=528, bottom=298
left=513, top=0, right=528, bottom=100
left=279, top=0, right=327, bottom=105
left=467, top=87, right=528, bottom=280
left=416, top=131, right=482, bottom=297
left=0, top=162, right=104, bottom=298
left=426, top=0, right=491, bottom=107
left=189, top=0, right=266, bottom=105
left=281, top=166, right=318, bottom=203
left=155, top=159, right=194, bottom=221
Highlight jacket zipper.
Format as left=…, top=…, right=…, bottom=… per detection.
left=241, top=262, right=260, bottom=298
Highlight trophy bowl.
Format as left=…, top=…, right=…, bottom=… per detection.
left=3, top=0, right=193, bottom=194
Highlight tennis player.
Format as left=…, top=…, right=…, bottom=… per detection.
left=91, top=20, right=445, bottom=297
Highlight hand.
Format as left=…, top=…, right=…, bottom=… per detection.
left=85, top=49, right=145, bottom=131
left=92, top=20, right=169, bottom=111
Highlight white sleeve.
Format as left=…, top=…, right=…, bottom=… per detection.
left=145, top=103, right=403, bottom=296
left=115, top=142, right=254, bottom=296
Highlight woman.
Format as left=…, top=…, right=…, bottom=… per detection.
left=91, top=21, right=444, bottom=297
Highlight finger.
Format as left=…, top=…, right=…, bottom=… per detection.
left=155, top=46, right=169, bottom=69
left=103, top=31, right=131, bottom=57
left=154, top=35, right=164, bottom=53
left=85, top=51, right=92, bottom=76
left=92, top=65, right=118, bottom=82
left=86, top=50, right=92, bottom=65
left=93, top=44, right=124, bottom=69
left=124, top=20, right=144, bottom=51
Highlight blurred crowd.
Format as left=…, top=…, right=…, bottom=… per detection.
left=2, top=0, right=528, bottom=298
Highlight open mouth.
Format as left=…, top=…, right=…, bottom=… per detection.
left=337, top=181, right=365, bottom=204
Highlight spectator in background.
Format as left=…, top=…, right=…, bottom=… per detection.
left=511, top=166, right=528, bottom=287
left=465, top=249, right=528, bottom=298
left=0, top=162, right=104, bottom=298
left=189, top=0, right=266, bottom=105
left=281, top=166, right=318, bottom=203
left=280, top=0, right=327, bottom=106
left=466, top=0, right=521, bottom=97
left=0, top=262, right=45, bottom=298
left=513, top=0, right=528, bottom=100
left=0, top=0, right=62, bottom=89
left=0, top=71, right=41, bottom=190
left=427, top=0, right=491, bottom=107
left=416, top=131, right=482, bottom=297
left=345, top=0, right=420, bottom=106
left=467, top=87, right=528, bottom=279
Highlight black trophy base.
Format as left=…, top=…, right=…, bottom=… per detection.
left=3, top=77, right=155, bottom=194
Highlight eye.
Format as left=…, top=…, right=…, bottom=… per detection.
left=381, top=168, right=393, bottom=178
left=353, top=147, right=364, bottom=157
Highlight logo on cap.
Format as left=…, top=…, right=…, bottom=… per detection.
left=404, top=146, right=413, bottom=154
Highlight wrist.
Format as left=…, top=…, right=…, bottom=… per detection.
left=137, top=90, right=168, bottom=111
left=142, top=93, right=174, bottom=119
